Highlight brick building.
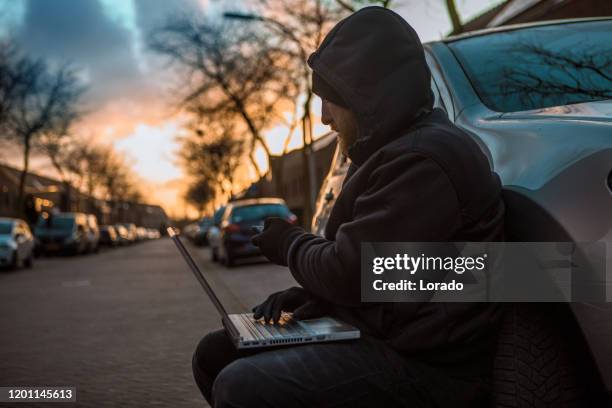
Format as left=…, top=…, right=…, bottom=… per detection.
left=0, top=163, right=168, bottom=229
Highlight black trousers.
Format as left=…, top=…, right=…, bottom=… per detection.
left=192, top=329, right=492, bottom=408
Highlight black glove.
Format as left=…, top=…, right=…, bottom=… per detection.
left=252, top=287, right=329, bottom=324
left=251, top=217, right=303, bottom=266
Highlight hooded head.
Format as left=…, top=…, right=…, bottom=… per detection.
left=308, top=6, right=434, bottom=165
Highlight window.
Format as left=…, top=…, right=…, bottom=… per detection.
left=231, top=204, right=289, bottom=223
left=449, top=20, right=612, bottom=112
left=36, top=216, right=75, bottom=230
left=0, top=221, right=13, bottom=235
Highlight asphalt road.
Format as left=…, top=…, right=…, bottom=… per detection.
left=0, top=238, right=297, bottom=407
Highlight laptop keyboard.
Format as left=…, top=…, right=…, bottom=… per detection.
left=239, top=314, right=310, bottom=340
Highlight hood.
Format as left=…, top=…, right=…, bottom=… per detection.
left=308, top=6, right=433, bottom=165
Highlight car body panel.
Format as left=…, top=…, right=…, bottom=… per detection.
left=34, top=213, right=89, bottom=254
left=212, top=198, right=295, bottom=265
left=429, top=32, right=612, bottom=392
left=0, top=218, right=34, bottom=267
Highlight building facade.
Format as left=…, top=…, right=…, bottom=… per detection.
left=0, top=163, right=168, bottom=230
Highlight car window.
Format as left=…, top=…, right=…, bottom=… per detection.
left=448, top=20, right=612, bottom=112
left=213, top=207, right=226, bottom=225
left=231, top=204, right=289, bottom=223
left=425, top=50, right=455, bottom=119
left=430, top=77, right=444, bottom=111
left=36, top=216, right=75, bottom=230
left=0, top=221, right=13, bottom=235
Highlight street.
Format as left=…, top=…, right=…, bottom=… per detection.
left=0, top=238, right=297, bottom=407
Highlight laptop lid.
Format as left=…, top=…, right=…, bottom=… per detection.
left=167, top=227, right=230, bottom=320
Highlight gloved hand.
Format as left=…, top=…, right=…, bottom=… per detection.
left=252, top=287, right=330, bottom=324
left=251, top=217, right=303, bottom=266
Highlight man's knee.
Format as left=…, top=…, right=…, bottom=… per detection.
left=192, top=329, right=234, bottom=380
left=213, top=359, right=268, bottom=407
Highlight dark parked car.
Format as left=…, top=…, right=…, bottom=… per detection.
left=194, top=217, right=213, bottom=246
left=312, top=18, right=612, bottom=406
left=210, top=199, right=296, bottom=267
left=99, top=225, right=118, bottom=247
left=34, top=212, right=89, bottom=255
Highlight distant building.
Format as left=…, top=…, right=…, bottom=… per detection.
left=236, top=132, right=338, bottom=223
left=461, top=0, right=612, bottom=33
left=0, top=162, right=168, bottom=229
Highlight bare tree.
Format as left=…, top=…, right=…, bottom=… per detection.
left=60, top=139, right=142, bottom=207
left=497, top=42, right=612, bottom=110
left=184, top=178, right=215, bottom=216
left=445, top=0, right=463, bottom=34
left=149, top=15, right=294, bottom=178
left=179, top=118, right=245, bottom=209
left=240, top=0, right=346, bottom=225
left=4, top=61, right=83, bottom=213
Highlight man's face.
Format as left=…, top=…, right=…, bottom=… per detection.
left=321, top=99, right=358, bottom=155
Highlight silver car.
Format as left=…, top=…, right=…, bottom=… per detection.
left=312, top=18, right=612, bottom=406
left=0, top=218, right=34, bottom=269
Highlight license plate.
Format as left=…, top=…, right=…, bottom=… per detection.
left=45, top=243, right=60, bottom=251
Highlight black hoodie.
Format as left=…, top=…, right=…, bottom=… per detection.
left=287, top=7, right=505, bottom=374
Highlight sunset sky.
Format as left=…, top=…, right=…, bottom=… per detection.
left=0, top=0, right=504, bottom=218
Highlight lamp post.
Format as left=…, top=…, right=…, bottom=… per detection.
left=224, top=11, right=318, bottom=229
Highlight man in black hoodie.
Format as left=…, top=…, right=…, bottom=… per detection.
left=192, top=6, right=504, bottom=407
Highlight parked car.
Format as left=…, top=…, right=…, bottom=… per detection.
left=183, top=222, right=200, bottom=242
left=146, top=228, right=161, bottom=240
left=311, top=18, right=612, bottom=406
left=99, top=225, right=118, bottom=247
left=136, top=227, right=148, bottom=241
left=113, top=224, right=130, bottom=246
left=121, top=223, right=138, bottom=243
left=210, top=199, right=296, bottom=267
left=85, top=214, right=100, bottom=253
left=34, top=212, right=89, bottom=255
left=0, top=218, right=34, bottom=269
left=207, top=206, right=227, bottom=263
left=194, top=217, right=213, bottom=246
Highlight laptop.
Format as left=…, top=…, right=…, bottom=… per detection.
left=167, top=227, right=360, bottom=349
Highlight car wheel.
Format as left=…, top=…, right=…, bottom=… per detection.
left=223, top=246, right=234, bottom=268
left=24, top=253, right=33, bottom=268
left=494, top=303, right=604, bottom=407
left=9, top=250, right=18, bottom=270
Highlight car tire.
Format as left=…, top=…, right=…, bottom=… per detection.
left=24, top=254, right=33, bottom=268
left=223, top=246, right=234, bottom=268
left=494, top=303, right=604, bottom=407
left=9, top=250, right=18, bottom=270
